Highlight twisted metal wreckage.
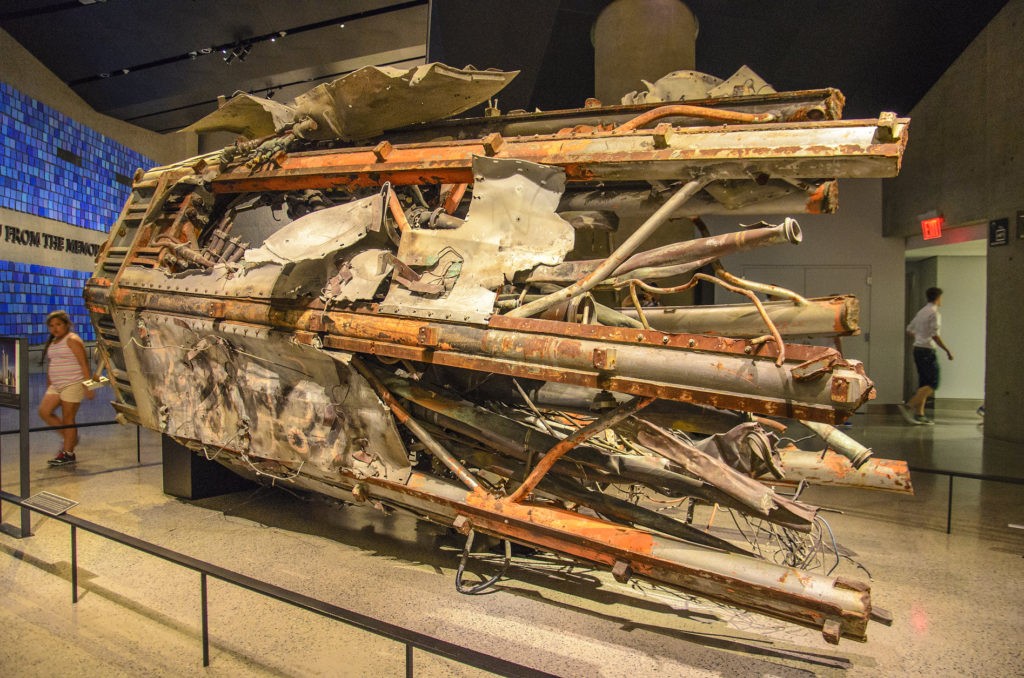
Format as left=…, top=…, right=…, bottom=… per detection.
left=85, top=63, right=914, bottom=644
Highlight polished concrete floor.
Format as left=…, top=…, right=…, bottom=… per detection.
left=1, top=383, right=1022, bottom=677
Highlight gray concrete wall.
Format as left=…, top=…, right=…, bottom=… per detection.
left=883, top=0, right=1024, bottom=441
left=0, top=27, right=196, bottom=166
left=707, top=179, right=906, bottom=405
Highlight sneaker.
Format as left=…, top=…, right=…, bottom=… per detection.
left=897, top=403, right=920, bottom=425
left=48, top=450, right=77, bottom=466
left=914, top=415, right=935, bottom=426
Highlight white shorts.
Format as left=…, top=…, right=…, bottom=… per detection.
left=47, top=382, right=86, bottom=403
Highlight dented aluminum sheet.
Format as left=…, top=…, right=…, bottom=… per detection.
left=379, top=156, right=574, bottom=323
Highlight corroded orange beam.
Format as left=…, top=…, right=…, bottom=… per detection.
left=208, top=117, right=908, bottom=194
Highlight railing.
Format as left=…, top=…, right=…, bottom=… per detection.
left=0, top=420, right=141, bottom=463
left=0, top=490, right=556, bottom=677
left=907, top=466, right=1024, bottom=534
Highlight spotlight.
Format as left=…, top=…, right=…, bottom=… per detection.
left=339, top=23, right=345, bottom=28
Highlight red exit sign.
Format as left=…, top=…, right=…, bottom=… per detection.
left=921, top=216, right=944, bottom=240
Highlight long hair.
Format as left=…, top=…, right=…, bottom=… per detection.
left=41, top=310, right=72, bottom=365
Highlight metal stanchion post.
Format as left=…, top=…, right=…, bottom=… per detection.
left=406, top=643, right=414, bottom=678
left=71, top=524, right=78, bottom=603
left=946, top=475, right=953, bottom=535
left=136, top=425, right=141, bottom=464
left=201, top=572, right=210, bottom=667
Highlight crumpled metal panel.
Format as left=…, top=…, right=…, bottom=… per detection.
left=379, top=156, right=574, bottom=323
left=179, top=63, right=517, bottom=141
left=293, top=63, right=518, bottom=141
left=179, top=93, right=298, bottom=138
left=245, top=194, right=385, bottom=265
left=115, top=311, right=411, bottom=480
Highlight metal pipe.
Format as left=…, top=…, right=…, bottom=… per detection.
left=508, top=176, right=713, bottom=318
left=611, top=104, right=777, bottom=134
left=526, top=219, right=801, bottom=284
left=800, top=420, right=873, bottom=468
left=507, top=395, right=654, bottom=502
left=770, top=448, right=913, bottom=494
left=351, top=357, right=482, bottom=492
left=618, top=295, right=859, bottom=338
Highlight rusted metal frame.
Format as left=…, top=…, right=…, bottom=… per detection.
left=506, top=396, right=655, bottom=503
left=611, top=104, right=777, bottom=134
left=348, top=357, right=482, bottom=492
left=459, top=492, right=871, bottom=643
left=107, top=291, right=858, bottom=422
left=282, top=466, right=872, bottom=642
left=508, top=175, right=715, bottom=319
left=382, top=89, right=847, bottom=144
left=208, top=119, right=908, bottom=194
left=108, top=172, right=179, bottom=287
left=385, top=188, right=411, bottom=236
left=610, top=272, right=786, bottom=365
left=458, top=446, right=753, bottom=555
left=401, top=393, right=705, bottom=496
left=441, top=183, right=469, bottom=214
left=111, top=284, right=837, bottom=364
left=558, top=180, right=838, bottom=217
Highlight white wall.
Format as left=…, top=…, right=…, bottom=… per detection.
left=706, top=179, right=907, bottom=405
left=935, top=256, right=986, bottom=399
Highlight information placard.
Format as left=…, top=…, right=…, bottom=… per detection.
left=0, top=336, right=20, bottom=407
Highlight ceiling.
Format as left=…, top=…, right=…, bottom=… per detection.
left=0, top=0, right=1010, bottom=134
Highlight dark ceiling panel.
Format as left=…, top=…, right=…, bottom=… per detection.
left=0, top=0, right=1012, bottom=133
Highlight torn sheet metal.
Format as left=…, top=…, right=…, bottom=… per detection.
left=622, top=65, right=776, bottom=105
left=245, top=193, right=386, bottom=265
left=180, top=63, right=517, bottom=141
left=180, top=93, right=298, bottom=138
left=292, top=63, right=519, bottom=141
left=115, top=310, right=411, bottom=479
left=379, top=156, right=574, bottom=323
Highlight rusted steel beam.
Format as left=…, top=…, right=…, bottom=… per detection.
left=770, top=448, right=914, bottom=494
left=207, top=117, right=908, bottom=194
left=101, top=283, right=872, bottom=423
left=558, top=180, right=839, bottom=216
left=350, top=357, right=482, bottom=491
left=294, top=468, right=877, bottom=643
left=506, top=396, right=655, bottom=502
left=382, top=88, right=847, bottom=144
left=619, top=296, right=860, bottom=338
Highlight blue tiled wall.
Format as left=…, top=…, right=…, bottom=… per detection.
left=0, top=82, right=156, bottom=230
left=1, top=83, right=154, bottom=344
left=0, top=261, right=94, bottom=344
